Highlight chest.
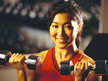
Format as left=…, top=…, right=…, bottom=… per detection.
left=36, top=48, right=82, bottom=81
left=36, top=59, right=74, bottom=81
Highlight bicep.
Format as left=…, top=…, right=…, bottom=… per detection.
left=86, top=71, right=102, bottom=81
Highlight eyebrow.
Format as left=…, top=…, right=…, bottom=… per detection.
left=52, top=22, right=71, bottom=25
left=52, top=22, right=58, bottom=24
left=64, top=22, right=71, bottom=25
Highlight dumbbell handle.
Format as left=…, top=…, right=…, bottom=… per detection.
left=69, top=64, right=95, bottom=71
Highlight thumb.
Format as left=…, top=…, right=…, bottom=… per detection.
left=36, top=57, right=42, bottom=67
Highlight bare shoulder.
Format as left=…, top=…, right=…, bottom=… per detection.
left=81, top=53, right=95, bottom=65
left=33, top=50, right=48, bottom=61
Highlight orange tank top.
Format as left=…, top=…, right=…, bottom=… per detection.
left=36, top=47, right=83, bottom=81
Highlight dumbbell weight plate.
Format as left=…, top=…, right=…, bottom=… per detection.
left=25, top=55, right=39, bottom=70
left=60, top=61, right=71, bottom=75
left=0, top=50, right=12, bottom=65
left=95, top=60, right=107, bottom=74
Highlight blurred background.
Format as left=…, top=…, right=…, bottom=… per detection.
left=0, top=0, right=108, bottom=81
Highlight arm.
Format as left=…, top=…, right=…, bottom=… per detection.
left=74, top=61, right=102, bottom=81
left=16, top=65, right=37, bottom=81
left=9, top=53, right=27, bottom=81
left=16, top=69, right=27, bottom=81
left=9, top=53, right=36, bottom=81
left=9, top=50, right=47, bottom=81
left=86, top=71, right=102, bottom=81
left=74, top=61, right=89, bottom=81
left=26, top=68, right=36, bottom=81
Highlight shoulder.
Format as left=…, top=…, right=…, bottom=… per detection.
left=81, top=52, right=95, bottom=65
left=33, top=50, right=48, bottom=61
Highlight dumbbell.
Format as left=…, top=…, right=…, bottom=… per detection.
left=0, top=50, right=40, bottom=70
left=59, top=60, right=108, bottom=75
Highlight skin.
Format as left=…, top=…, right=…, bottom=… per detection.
left=9, top=13, right=102, bottom=81
left=49, top=13, right=79, bottom=65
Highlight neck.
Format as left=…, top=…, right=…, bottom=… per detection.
left=55, top=44, right=78, bottom=61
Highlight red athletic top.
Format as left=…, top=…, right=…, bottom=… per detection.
left=36, top=47, right=83, bottom=81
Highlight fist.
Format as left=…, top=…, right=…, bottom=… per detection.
left=9, top=53, right=25, bottom=70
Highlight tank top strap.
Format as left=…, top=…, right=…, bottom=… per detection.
left=43, top=47, right=83, bottom=69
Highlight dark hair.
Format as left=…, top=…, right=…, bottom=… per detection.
left=47, top=0, right=84, bottom=47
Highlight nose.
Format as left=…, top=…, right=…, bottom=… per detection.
left=57, top=27, right=65, bottom=36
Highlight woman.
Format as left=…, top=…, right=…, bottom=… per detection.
left=9, top=0, right=102, bottom=81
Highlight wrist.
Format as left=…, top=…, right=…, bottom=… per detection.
left=16, top=69, right=25, bottom=74
left=16, top=69, right=26, bottom=79
left=75, top=76, right=85, bottom=81
left=16, top=68, right=27, bottom=81
left=16, top=63, right=27, bottom=71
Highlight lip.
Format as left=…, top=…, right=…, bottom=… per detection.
left=56, top=37, right=68, bottom=43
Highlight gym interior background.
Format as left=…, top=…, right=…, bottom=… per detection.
left=0, top=0, right=108, bottom=81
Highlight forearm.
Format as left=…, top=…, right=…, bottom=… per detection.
left=16, top=70, right=27, bottom=81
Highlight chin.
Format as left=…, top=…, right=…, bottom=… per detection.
left=56, top=44, right=70, bottom=49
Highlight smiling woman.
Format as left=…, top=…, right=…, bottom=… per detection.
left=49, top=13, right=77, bottom=49
left=8, top=0, right=102, bottom=81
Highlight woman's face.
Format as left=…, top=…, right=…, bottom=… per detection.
left=49, top=13, right=80, bottom=49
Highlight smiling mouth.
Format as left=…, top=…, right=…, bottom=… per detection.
left=56, top=38, right=68, bottom=43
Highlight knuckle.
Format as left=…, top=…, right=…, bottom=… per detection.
left=22, top=56, right=25, bottom=59
left=18, top=59, right=21, bottom=63
left=9, top=59, right=14, bottom=63
left=14, top=59, right=18, bottom=62
left=13, top=53, right=16, bottom=55
left=17, top=53, right=19, bottom=54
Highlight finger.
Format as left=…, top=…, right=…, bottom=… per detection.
left=13, top=53, right=21, bottom=62
left=74, top=62, right=79, bottom=70
left=15, top=54, right=23, bottom=62
left=17, top=54, right=25, bottom=63
left=9, top=53, right=16, bottom=63
left=79, top=61, right=83, bottom=69
left=85, top=61, right=88, bottom=70
left=78, top=62, right=83, bottom=69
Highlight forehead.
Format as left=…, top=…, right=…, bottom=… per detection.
left=53, top=13, right=73, bottom=22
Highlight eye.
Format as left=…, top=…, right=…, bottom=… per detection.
left=65, top=26, right=73, bottom=29
left=52, top=25, right=58, bottom=28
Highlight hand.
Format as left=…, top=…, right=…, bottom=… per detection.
left=74, top=61, right=91, bottom=81
left=9, top=53, right=25, bottom=71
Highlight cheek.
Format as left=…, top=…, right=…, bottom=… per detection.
left=49, top=27, right=56, bottom=37
left=65, top=29, right=77, bottom=40
left=65, top=30, right=73, bottom=37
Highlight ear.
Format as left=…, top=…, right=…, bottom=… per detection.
left=77, top=21, right=84, bottom=33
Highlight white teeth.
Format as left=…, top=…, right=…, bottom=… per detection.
left=58, top=39, right=65, bottom=41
